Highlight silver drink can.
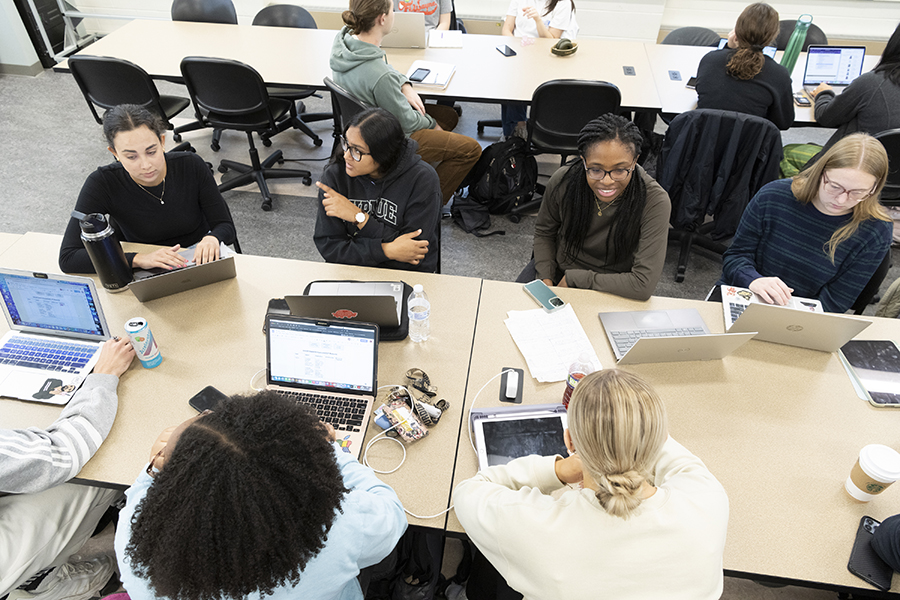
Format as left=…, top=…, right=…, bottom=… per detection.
left=124, top=317, right=162, bottom=369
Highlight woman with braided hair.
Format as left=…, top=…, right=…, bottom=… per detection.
left=114, top=391, right=407, bottom=600
left=518, top=113, right=671, bottom=301
left=695, top=2, right=794, bottom=129
left=454, top=369, right=729, bottom=600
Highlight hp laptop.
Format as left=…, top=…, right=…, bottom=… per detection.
left=129, top=246, right=236, bottom=302
left=382, top=11, right=427, bottom=49
left=727, top=302, right=870, bottom=352
left=0, top=268, right=110, bottom=404
left=598, top=308, right=756, bottom=364
left=265, top=315, right=378, bottom=459
left=802, top=45, right=866, bottom=95
left=286, top=281, right=403, bottom=327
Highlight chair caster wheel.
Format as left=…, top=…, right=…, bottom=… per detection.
left=477, top=125, right=485, bottom=134
left=218, top=165, right=228, bottom=174
left=674, top=272, right=685, bottom=283
left=277, top=157, right=285, bottom=165
left=206, top=162, right=213, bottom=172
left=261, top=199, right=273, bottom=211
left=211, top=141, right=220, bottom=152
left=302, top=177, right=312, bottom=186
left=508, top=213, right=521, bottom=224
left=262, top=138, right=272, bottom=147
left=454, top=105, right=462, bottom=117
left=173, top=133, right=182, bottom=142
left=313, top=137, right=323, bottom=147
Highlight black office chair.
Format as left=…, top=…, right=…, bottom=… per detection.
left=171, top=0, right=237, bottom=23
left=507, top=79, right=621, bottom=222
left=324, top=77, right=370, bottom=155
left=851, top=251, right=891, bottom=314
left=252, top=5, right=332, bottom=148
left=661, top=26, right=721, bottom=47
left=775, top=20, right=827, bottom=52
left=657, top=109, right=783, bottom=282
left=875, top=128, right=900, bottom=203
left=181, top=57, right=313, bottom=211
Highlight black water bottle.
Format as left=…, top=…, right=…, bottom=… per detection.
left=72, top=210, right=133, bottom=292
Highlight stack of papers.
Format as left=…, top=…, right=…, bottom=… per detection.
left=504, top=304, right=602, bottom=382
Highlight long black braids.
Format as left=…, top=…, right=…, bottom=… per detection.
left=560, top=113, right=646, bottom=267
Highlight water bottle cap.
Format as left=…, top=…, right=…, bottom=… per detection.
left=798, top=14, right=812, bottom=24
left=72, top=211, right=109, bottom=234
left=413, top=284, right=424, bottom=293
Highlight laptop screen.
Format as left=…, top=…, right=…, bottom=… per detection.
left=0, top=270, right=107, bottom=339
left=267, top=317, right=377, bottom=394
left=804, top=46, right=866, bottom=86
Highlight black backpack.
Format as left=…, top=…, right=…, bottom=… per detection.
left=464, top=137, right=538, bottom=215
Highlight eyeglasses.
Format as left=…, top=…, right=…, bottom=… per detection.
left=341, top=136, right=372, bottom=162
left=822, top=172, right=873, bottom=202
left=582, top=159, right=636, bottom=181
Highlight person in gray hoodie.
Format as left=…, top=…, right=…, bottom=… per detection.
left=315, top=107, right=441, bottom=272
left=1, top=337, right=134, bottom=599
left=330, top=0, right=481, bottom=204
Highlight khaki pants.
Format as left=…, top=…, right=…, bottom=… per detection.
left=410, top=116, right=482, bottom=204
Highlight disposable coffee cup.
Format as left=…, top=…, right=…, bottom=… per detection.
left=844, top=444, right=900, bottom=502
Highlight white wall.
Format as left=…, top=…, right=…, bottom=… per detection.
left=0, top=0, right=42, bottom=74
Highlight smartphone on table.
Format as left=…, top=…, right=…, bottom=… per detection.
left=188, top=385, right=228, bottom=413
left=409, top=68, right=430, bottom=82
left=848, top=516, right=894, bottom=591
left=497, top=45, right=517, bottom=57
left=523, top=280, right=565, bottom=312
left=793, top=92, right=811, bottom=107
left=685, top=76, right=698, bottom=90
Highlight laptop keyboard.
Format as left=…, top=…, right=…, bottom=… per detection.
left=0, top=336, right=96, bottom=373
left=275, top=390, right=367, bottom=432
left=728, top=302, right=748, bottom=324
left=611, top=327, right=706, bottom=356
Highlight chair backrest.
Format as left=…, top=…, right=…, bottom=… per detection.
left=449, top=0, right=466, bottom=33
left=180, top=57, right=276, bottom=130
left=324, top=77, right=369, bottom=143
left=775, top=20, right=827, bottom=51
left=252, top=4, right=317, bottom=28
left=69, top=55, right=168, bottom=126
left=875, top=128, right=900, bottom=202
left=661, top=26, right=720, bottom=47
left=171, top=0, right=237, bottom=24
left=527, top=79, right=621, bottom=157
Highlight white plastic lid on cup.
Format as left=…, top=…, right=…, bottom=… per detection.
left=860, top=444, right=900, bottom=483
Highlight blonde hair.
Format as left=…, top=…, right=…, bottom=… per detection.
left=726, top=3, right=780, bottom=80
left=791, top=133, right=891, bottom=262
left=342, top=0, right=391, bottom=35
left=567, top=369, right=668, bottom=519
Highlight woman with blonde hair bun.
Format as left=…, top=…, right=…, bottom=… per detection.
left=454, top=369, right=729, bottom=600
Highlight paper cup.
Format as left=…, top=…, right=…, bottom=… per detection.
left=844, top=444, right=900, bottom=502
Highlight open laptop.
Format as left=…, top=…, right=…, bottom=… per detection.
left=720, top=284, right=822, bottom=329
left=802, top=45, right=866, bottom=95
left=286, top=281, right=403, bottom=328
left=265, top=315, right=378, bottom=459
left=598, top=308, right=756, bottom=364
left=727, top=302, right=871, bottom=352
left=0, top=268, right=110, bottom=404
left=129, top=246, right=236, bottom=302
left=382, top=11, right=427, bottom=49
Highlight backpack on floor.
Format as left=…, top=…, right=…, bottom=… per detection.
left=451, top=193, right=505, bottom=237
left=464, top=137, right=538, bottom=215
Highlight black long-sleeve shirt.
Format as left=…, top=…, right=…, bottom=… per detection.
left=59, top=152, right=236, bottom=273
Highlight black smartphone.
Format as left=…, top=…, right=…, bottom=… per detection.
left=409, top=68, right=430, bottom=82
left=793, top=92, right=812, bottom=107
left=188, top=385, right=228, bottom=413
left=497, top=44, right=516, bottom=57
left=685, top=76, right=698, bottom=90
left=848, top=516, right=894, bottom=591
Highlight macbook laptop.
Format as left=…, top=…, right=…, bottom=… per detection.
left=0, top=268, right=110, bottom=404
left=129, top=246, right=236, bottom=302
left=720, top=284, right=822, bottom=329
left=598, top=308, right=756, bottom=364
left=802, top=45, right=866, bottom=95
left=382, top=11, right=427, bottom=49
left=727, top=302, right=871, bottom=352
left=286, top=281, right=404, bottom=327
left=265, top=315, right=378, bottom=459
left=470, top=404, right=568, bottom=471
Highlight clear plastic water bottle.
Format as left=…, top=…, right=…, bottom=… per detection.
left=408, top=284, right=430, bottom=343
left=562, top=352, right=596, bottom=409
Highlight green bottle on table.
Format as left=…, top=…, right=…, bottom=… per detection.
left=780, top=14, right=814, bottom=75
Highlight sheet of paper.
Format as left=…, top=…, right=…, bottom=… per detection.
left=504, top=304, right=602, bottom=382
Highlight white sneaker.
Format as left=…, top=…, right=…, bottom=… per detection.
left=9, top=556, right=116, bottom=600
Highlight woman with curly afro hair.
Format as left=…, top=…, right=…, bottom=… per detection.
left=114, top=391, right=407, bottom=600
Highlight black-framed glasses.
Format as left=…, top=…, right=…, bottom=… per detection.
left=341, top=136, right=372, bottom=162
left=582, top=159, right=637, bottom=181
left=822, top=172, right=873, bottom=202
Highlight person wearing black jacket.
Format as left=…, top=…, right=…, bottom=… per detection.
left=314, top=108, right=441, bottom=273
left=59, top=104, right=236, bottom=274
left=873, top=514, right=900, bottom=573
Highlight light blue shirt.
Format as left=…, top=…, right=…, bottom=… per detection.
left=115, top=443, right=407, bottom=600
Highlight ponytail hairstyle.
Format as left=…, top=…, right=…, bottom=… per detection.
left=567, top=369, right=668, bottom=519
left=559, top=113, right=646, bottom=266
left=342, top=0, right=391, bottom=35
left=725, top=3, right=779, bottom=80
left=874, top=22, right=900, bottom=86
left=542, top=0, right=576, bottom=18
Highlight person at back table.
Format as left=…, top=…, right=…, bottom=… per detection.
left=330, top=0, right=482, bottom=205
left=58, top=104, right=236, bottom=274
left=695, top=2, right=793, bottom=130
left=393, top=0, right=450, bottom=31
left=314, top=108, right=441, bottom=272
left=454, top=369, right=729, bottom=600
left=116, top=391, right=407, bottom=600
left=516, top=114, right=671, bottom=301
left=718, top=133, right=892, bottom=313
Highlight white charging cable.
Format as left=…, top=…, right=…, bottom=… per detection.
left=249, top=368, right=266, bottom=391
left=466, top=369, right=515, bottom=454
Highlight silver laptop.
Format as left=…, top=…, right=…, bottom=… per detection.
left=382, top=11, right=427, bottom=49
left=129, top=246, right=236, bottom=302
left=286, top=281, right=403, bottom=327
left=728, top=302, right=870, bottom=352
left=265, top=315, right=378, bottom=459
left=802, top=45, right=866, bottom=95
left=720, top=284, right=822, bottom=329
left=0, top=268, right=110, bottom=404
left=598, top=308, right=756, bottom=364
left=470, top=404, right=568, bottom=471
